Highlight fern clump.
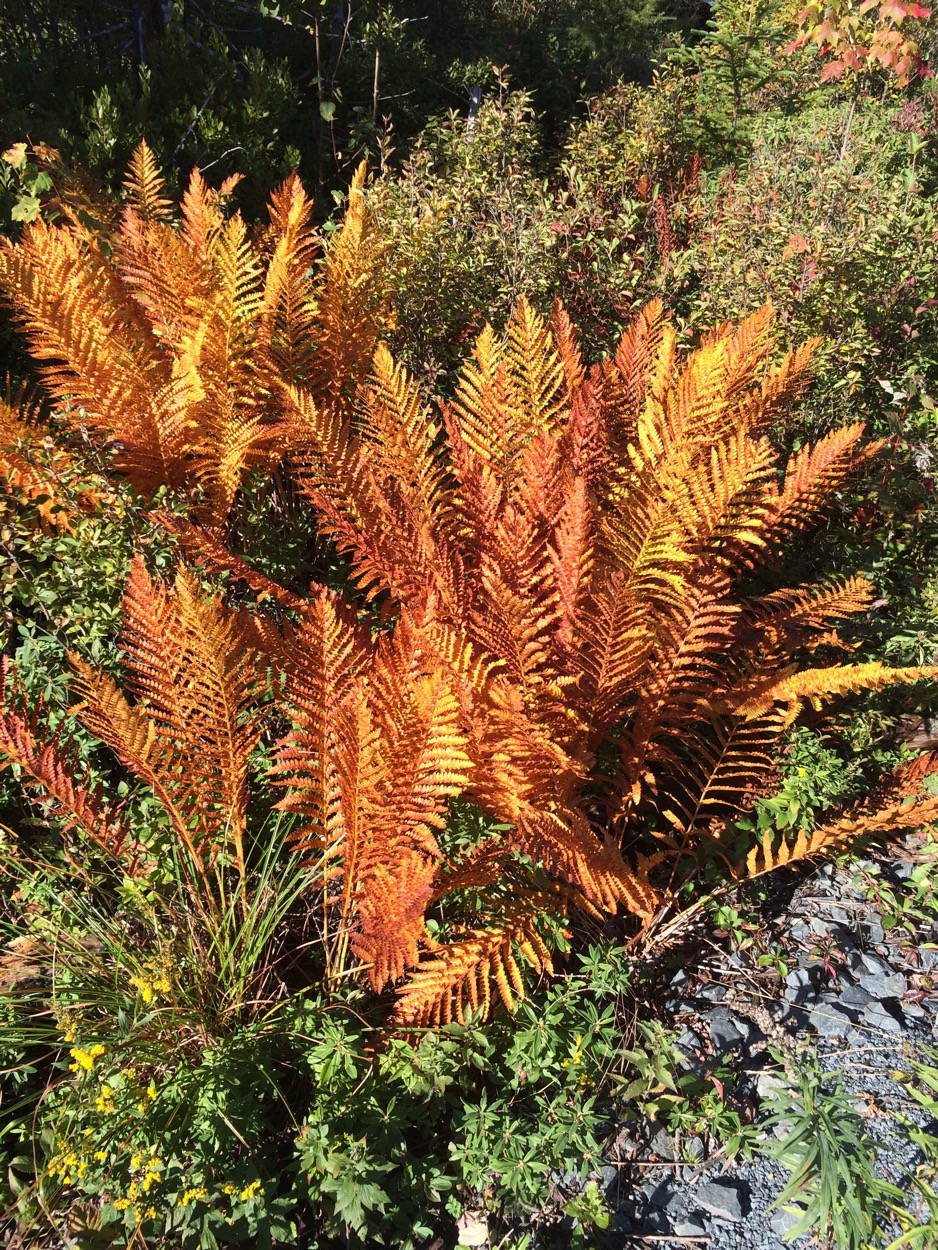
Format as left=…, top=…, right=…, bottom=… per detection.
left=0, top=150, right=936, bottom=1034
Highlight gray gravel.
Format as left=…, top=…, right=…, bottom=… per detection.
left=594, top=853, right=938, bottom=1249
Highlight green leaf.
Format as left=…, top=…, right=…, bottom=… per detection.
left=11, top=195, right=41, bottom=222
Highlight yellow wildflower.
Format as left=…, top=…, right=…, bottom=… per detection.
left=94, top=1151, right=107, bottom=1161
left=129, top=975, right=155, bottom=1003
left=179, top=1186, right=209, bottom=1206
left=222, top=1183, right=237, bottom=1195
left=130, top=1153, right=142, bottom=1170
left=95, top=1084, right=115, bottom=1114
left=69, top=1043, right=105, bottom=1072
left=239, top=1180, right=262, bottom=1201
left=144, top=1206, right=157, bottom=1220
left=114, top=1198, right=131, bottom=1211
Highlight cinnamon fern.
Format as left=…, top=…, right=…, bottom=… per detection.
left=1, top=154, right=935, bottom=1026
left=178, top=296, right=935, bottom=1024
left=0, top=144, right=387, bottom=527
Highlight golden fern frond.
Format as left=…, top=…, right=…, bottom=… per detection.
left=449, top=299, right=566, bottom=485
left=122, top=141, right=173, bottom=223
left=271, top=590, right=370, bottom=861
left=550, top=300, right=586, bottom=396
left=669, top=427, right=778, bottom=558
left=0, top=659, right=139, bottom=867
left=291, top=382, right=465, bottom=613
left=515, top=805, right=660, bottom=917
left=281, top=625, right=471, bottom=989
left=730, top=661, right=938, bottom=723
left=616, top=574, right=740, bottom=812
left=604, top=296, right=668, bottom=445
left=740, top=576, right=875, bottom=658
left=180, top=167, right=226, bottom=261
left=447, top=322, right=511, bottom=471
left=698, top=303, right=776, bottom=422
left=750, top=338, right=821, bottom=434
left=302, top=162, right=387, bottom=405
left=391, top=897, right=558, bottom=1027
left=0, top=221, right=172, bottom=451
left=740, top=792, right=938, bottom=880
left=549, top=475, right=594, bottom=648
left=653, top=709, right=790, bottom=835
left=574, top=569, right=656, bottom=734
left=359, top=343, right=451, bottom=528
left=73, top=559, right=268, bottom=875
left=273, top=600, right=472, bottom=988
left=259, top=172, right=320, bottom=385
left=0, top=394, right=77, bottom=529
left=503, top=295, right=568, bottom=438
left=352, top=850, right=438, bottom=988
left=761, top=424, right=882, bottom=543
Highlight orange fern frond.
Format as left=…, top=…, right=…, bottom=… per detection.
left=122, top=140, right=173, bottom=223
left=761, top=424, right=883, bottom=544
left=157, top=513, right=309, bottom=609
left=0, top=394, right=77, bottom=529
left=0, top=659, right=140, bottom=867
left=0, top=149, right=391, bottom=527
left=300, top=162, right=388, bottom=406
left=729, top=661, right=938, bottom=723
left=740, top=792, right=938, bottom=880
left=72, top=558, right=268, bottom=875
left=272, top=600, right=473, bottom=985
left=391, top=897, right=558, bottom=1027
left=259, top=172, right=321, bottom=386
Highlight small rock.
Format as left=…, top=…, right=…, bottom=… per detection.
left=866, top=919, right=886, bottom=945
left=770, top=1206, right=802, bottom=1237
left=757, top=1071, right=788, bottom=1101
left=709, top=1006, right=748, bottom=1052
left=697, top=982, right=727, bottom=1003
left=647, top=1120, right=678, bottom=1161
left=919, top=947, right=938, bottom=970
left=903, top=1001, right=927, bottom=1020
left=673, top=1213, right=707, bottom=1236
left=645, top=1180, right=684, bottom=1216
left=670, top=968, right=689, bottom=992
left=860, top=951, right=894, bottom=976
left=641, top=1207, right=672, bottom=1234
left=809, top=1000, right=854, bottom=1037
left=840, top=983, right=873, bottom=1009
left=768, top=998, right=794, bottom=1026
left=784, top=967, right=818, bottom=1005
left=695, top=1179, right=748, bottom=1223
left=893, top=861, right=916, bottom=881
left=600, top=1164, right=617, bottom=1192
left=810, top=916, right=832, bottom=937
left=675, top=1027, right=703, bottom=1054
left=790, top=921, right=811, bottom=942
left=818, top=903, right=852, bottom=926
left=858, top=970, right=906, bottom=999
left=862, top=1001, right=906, bottom=1034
